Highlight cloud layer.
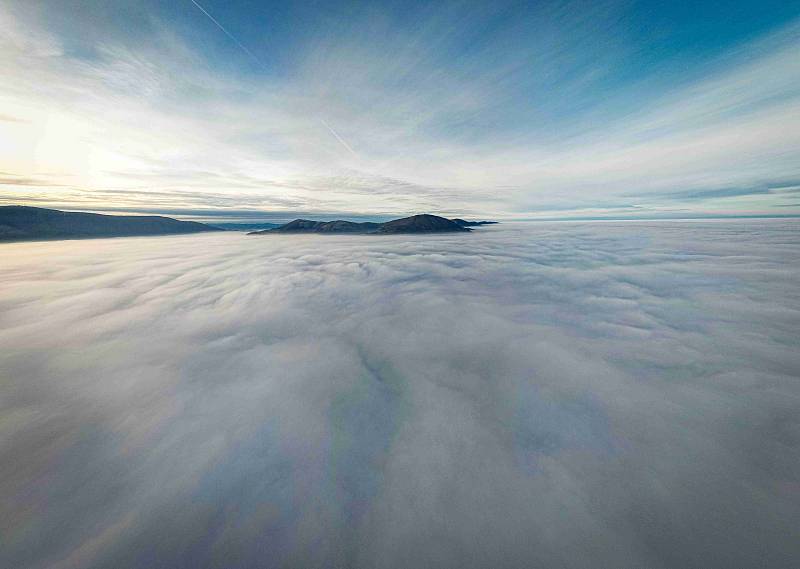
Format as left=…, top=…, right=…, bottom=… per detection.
left=1, top=222, right=799, bottom=568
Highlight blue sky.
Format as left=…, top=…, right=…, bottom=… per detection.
left=1, top=0, right=799, bottom=220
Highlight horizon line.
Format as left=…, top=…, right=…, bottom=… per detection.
left=3, top=204, right=800, bottom=224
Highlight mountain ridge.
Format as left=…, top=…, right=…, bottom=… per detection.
left=0, top=206, right=223, bottom=242
left=249, top=214, right=495, bottom=235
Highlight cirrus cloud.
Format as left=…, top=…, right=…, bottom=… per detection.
left=0, top=2, right=799, bottom=219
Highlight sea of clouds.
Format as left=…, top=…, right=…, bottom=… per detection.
left=1, top=221, right=799, bottom=569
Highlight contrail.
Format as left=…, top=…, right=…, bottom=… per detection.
left=188, top=0, right=262, bottom=66
left=187, top=0, right=358, bottom=158
left=320, top=119, right=359, bottom=158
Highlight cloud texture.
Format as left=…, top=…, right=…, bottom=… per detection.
left=1, top=222, right=799, bottom=568
left=1, top=2, right=799, bottom=218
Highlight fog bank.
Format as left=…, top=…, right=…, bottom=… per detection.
left=1, top=221, right=799, bottom=568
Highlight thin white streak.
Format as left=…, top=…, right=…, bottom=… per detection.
left=187, top=0, right=262, bottom=66
left=187, top=1, right=359, bottom=161
left=320, top=118, right=359, bottom=158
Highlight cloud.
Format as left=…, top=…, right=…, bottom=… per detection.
left=0, top=3, right=799, bottom=218
left=1, top=222, right=799, bottom=568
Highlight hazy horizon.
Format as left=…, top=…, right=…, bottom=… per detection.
left=6, top=203, right=800, bottom=226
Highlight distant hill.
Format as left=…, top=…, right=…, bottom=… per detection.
left=377, top=214, right=470, bottom=233
left=451, top=218, right=499, bottom=227
left=0, top=206, right=223, bottom=242
left=256, top=219, right=382, bottom=234
left=250, top=214, right=492, bottom=235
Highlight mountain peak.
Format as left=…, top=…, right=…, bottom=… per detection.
left=376, top=214, right=471, bottom=234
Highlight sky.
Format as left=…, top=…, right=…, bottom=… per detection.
left=2, top=221, right=799, bottom=567
left=1, top=0, right=800, bottom=221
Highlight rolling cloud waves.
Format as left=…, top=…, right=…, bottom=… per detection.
left=1, top=221, right=799, bottom=568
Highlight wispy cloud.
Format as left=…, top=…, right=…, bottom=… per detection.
left=0, top=2, right=798, bottom=218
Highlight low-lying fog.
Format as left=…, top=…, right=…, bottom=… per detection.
left=1, top=221, right=798, bottom=569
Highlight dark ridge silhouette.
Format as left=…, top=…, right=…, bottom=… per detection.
left=0, top=206, right=223, bottom=242
left=452, top=218, right=499, bottom=227
left=255, top=219, right=382, bottom=234
left=250, top=214, right=491, bottom=235
left=376, top=214, right=471, bottom=233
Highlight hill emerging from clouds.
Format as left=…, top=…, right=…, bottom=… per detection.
left=251, top=214, right=480, bottom=235
left=0, top=206, right=223, bottom=242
